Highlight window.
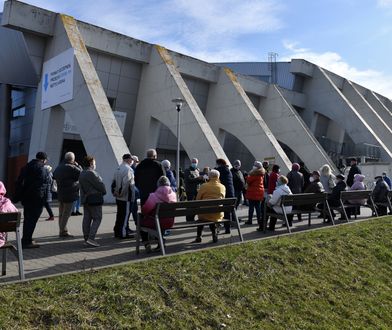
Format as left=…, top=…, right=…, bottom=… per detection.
left=12, top=105, right=26, bottom=118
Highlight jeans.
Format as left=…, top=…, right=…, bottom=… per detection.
left=234, top=190, right=242, bottom=209
left=82, top=204, right=102, bottom=240
left=44, top=201, right=54, bottom=217
left=22, top=203, right=44, bottom=244
left=248, top=199, right=261, bottom=224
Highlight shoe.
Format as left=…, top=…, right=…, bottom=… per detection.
left=212, top=235, right=218, bottom=243
left=144, top=243, right=152, bottom=253
left=85, top=239, right=100, bottom=247
left=71, top=212, right=77, bottom=216
left=192, top=237, right=202, bottom=243
left=22, top=241, right=40, bottom=249
left=46, top=216, right=54, bottom=221
left=75, top=211, right=83, bottom=216
left=59, top=233, right=74, bottom=238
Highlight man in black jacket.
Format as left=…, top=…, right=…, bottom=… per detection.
left=134, top=149, right=165, bottom=206
left=346, top=158, right=361, bottom=188
left=53, top=152, right=82, bottom=238
left=230, top=160, right=246, bottom=209
left=15, top=151, right=50, bottom=248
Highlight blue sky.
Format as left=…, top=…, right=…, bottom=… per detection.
left=2, top=0, right=392, bottom=97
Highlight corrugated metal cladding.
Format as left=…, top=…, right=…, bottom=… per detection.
left=216, top=62, right=295, bottom=90
left=0, top=24, right=38, bottom=87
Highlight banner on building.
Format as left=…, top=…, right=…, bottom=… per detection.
left=41, top=48, right=74, bottom=110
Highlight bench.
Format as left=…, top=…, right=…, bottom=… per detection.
left=335, top=190, right=378, bottom=221
left=0, top=212, right=25, bottom=280
left=136, top=198, right=243, bottom=256
left=263, top=193, right=333, bottom=234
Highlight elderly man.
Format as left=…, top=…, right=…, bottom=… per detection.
left=15, top=151, right=50, bottom=248
left=134, top=149, right=165, bottom=206
left=193, top=169, right=226, bottom=243
left=184, top=157, right=205, bottom=221
left=53, top=152, right=82, bottom=238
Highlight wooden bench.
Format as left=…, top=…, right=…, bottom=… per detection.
left=0, top=212, right=25, bottom=280
left=263, top=193, right=333, bottom=234
left=136, top=198, right=243, bottom=256
left=335, top=190, right=378, bottom=221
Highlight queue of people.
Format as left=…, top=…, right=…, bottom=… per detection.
left=6, top=150, right=392, bottom=253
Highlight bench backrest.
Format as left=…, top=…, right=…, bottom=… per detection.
left=0, top=212, right=21, bottom=232
left=280, top=193, right=327, bottom=207
left=340, top=190, right=372, bottom=202
left=156, top=198, right=237, bottom=218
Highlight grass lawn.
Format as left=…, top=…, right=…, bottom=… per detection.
left=1, top=217, right=392, bottom=329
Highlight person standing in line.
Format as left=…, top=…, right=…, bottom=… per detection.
left=112, top=154, right=136, bottom=239
left=215, top=158, right=235, bottom=234
left=245, top=161, right=265, bottom=229
left=346, top=158, right=361, bottom=188
left=162, top=160, right=177, bottom=192
left=286, top=163, right=304, bottom=223
left=230, top=160, right=246, bottom=209
left=299, top=161, right=311, bottom=190
left=131, top=155, right=140, bottom=226
left=79, top=155, right=106, bottom=247
left=53, top=152, right=82, bottom=238
left=14, top=151, right=50, bottom=248
left=134, top=149, right=165, bottom=207
left=268, top=164, right=280, bottom=195
left=382, top=172, right=392, bottom=190
left=44, top=164, right=55, bottom=221
left=184, top=158, right=205, bottom=221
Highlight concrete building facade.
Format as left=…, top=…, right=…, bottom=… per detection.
left=1, top=1, right=390, bottom=199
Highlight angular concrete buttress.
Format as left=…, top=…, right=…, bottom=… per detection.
left=30, top=14, right=130, bottom=201
left=205, top=68, right=292, bottom=172
left=365, top=90, right=392, bottom=127
left=261, top=84, right=337, bottom=172
left=309, top=67, right=392, bottom=161
left=131, top=45, right=228, bottom=167
left=341, top=80, right=392, bottom=147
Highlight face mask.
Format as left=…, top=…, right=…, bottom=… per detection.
left=309, top=177, right=315, bottom=183
left=191, top=163, right=197, bottom=169
left=234, top=165, right=240, bottom=170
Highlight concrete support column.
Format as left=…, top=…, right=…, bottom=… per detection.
left=0, top=84, right=11, bottom=181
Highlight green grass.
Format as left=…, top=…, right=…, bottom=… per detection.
left=1, top=218, right=392, bottom=329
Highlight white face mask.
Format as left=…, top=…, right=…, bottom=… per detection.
left=309, top=177, right=315, bottom=183
left=252, top=166, right=258, bottom=171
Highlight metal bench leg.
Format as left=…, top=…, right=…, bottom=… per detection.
left=340, top=200, right=349, bottom=222
left=308, top=213, right=311, bottom=226
left=282, top=208, right=291, bottom=234
left=232, top=210, right=243, bottom=242
left=155, top=215, right=166, bottom=256
left=325, top=202, right=335, bottom=225
left=369, top=197, right=378, bottom=217
left=16, top=228, right=25, bottom=280
left=2, top=249, right=6, bottom=276
left=136, top=213, right=141, bottom=255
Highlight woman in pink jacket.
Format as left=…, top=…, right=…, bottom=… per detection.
left=0, top=181, right=19, bottom=247
left=141, top=176, right=177, bottom=252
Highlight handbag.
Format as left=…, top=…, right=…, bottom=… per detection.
left=86, top=193, right=104, bottom=206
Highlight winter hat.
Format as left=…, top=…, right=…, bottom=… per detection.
left=292, top=163, right=300, bottom=171
left=233, top=160, right=241, bottom=167
left=253, top=161, right=263, bottom=169
left=36, top=151, right=48, bottom=160
left=157, top=176, right=170, bottom=187
left=162, top=160, right=171, bottom=169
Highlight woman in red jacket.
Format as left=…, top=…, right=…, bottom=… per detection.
left=245, top=161, right=265, bottom=225
left=268, top=164, right=280, bottom=194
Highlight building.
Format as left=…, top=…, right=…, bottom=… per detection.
left=1, top=1, right=390, bottom=199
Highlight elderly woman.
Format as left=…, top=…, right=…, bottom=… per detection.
left=0, top=181, right=19, bottom=247
left=79, top=156, right=106, bottom=247
left=141, top=176, right=177, bottom=252
left=320, top=164, right=336, bottom=193
left=193, top=169, right=226, bottom=243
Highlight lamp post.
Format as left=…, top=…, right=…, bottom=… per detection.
left=172, top=98, right=185, bottom=200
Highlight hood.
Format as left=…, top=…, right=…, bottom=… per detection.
left=249, top=168, right=264, bottom=176
left=354, top=174, right=365, bottom=182
left=155, top=186, right=176, bottom=203
left=0, top=181, right=6, bottom=196
left=277, top=184, right=291, bottom=194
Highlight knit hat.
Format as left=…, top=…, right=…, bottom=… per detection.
left=254, top=161, right=263, bottom=169
left=292, top=163, right=300, bottom=171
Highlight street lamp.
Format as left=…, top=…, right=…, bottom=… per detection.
left=172, top=98, right=185, bottom=200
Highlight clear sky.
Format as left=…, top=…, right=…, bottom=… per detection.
left=1, top=0, right=392, bottom=97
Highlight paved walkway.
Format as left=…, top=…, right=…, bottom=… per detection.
left=1, top=204, right=373, bottom=284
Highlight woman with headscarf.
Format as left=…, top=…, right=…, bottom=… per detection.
left=0, top=181, right=19, bottom=247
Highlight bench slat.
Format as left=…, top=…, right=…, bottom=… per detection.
left=281, top=193, right=327, bottom=206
